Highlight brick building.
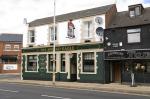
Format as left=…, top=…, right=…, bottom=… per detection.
left=0, top=34, right=23, bottom=73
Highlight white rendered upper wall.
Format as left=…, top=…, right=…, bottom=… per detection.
left=23, top=14, right=105, bottom=47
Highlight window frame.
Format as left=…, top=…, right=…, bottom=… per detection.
left=49, top=26, right=57, bottom=42
left=4, top=44, right=11, bottom=51
left=81, top=52, right=96, bottom=74
left=14, top=45, right=20, bottom=50
left=26, top=55, right=38, bottom=72
left=82, top=20, right=94, bottom=39
left=48, top=54, right=56, bottom=73
left=28, top=30, right=35, bottom=44
left=127, top=28, right=141, bottom=44
left=60, top=53, right=66, bottom=73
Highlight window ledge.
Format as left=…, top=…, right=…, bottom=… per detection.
left=81, top=72, right=96, bottom=74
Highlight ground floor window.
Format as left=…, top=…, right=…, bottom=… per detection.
left=61, top=54, right=65, bottom=72
left=82, top=52, right=94, bottom=72
left=48, top=54, right=56, bottom=72
left=27, top=55, right=37, bottom=71
left=124, top=61, right=150, bottom=73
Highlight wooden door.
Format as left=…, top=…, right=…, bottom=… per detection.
left=114, top=63, right=121, bottom=82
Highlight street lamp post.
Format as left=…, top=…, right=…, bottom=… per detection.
left=52, top=0, right=56, bottom=86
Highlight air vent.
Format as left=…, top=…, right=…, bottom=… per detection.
left=50, top=43, right=54, bottom=46
left=29, top=45, right=33, bottom=47
left=84, top=40, right=91, bottom=43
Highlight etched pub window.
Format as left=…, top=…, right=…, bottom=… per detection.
left=82, top=52, right=94, bottom=72
left=60, top=54, right=65, bottom=72
left=48, top=54, right=56, bottom=72
left=27, top=55, right=37, bottom=71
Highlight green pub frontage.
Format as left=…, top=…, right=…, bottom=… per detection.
left=22, top=43, right=106, bottom=83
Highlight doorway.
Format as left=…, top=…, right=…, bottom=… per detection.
left=113, top=62, right=121, bottom=82
left=70, top=53, right=77, bottom=81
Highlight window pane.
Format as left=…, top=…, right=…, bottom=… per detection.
left=5, top=44, right=11, bottom=50
left=128, top=33, right=140, bottom=43
left=61, top=54, right=65, bottom=72
left=48, top=54, right=56, bottom=72
left=82, top=52, right=94, bottom=72
left=14, top=45, right=19, bottom=50
left=27, top=55, right=37, bottom=71
left=135, top=7, right=140, bottom=16
left=29, top=30, right=35, bottom=43
left=50, top=27, right=57, bottom=41
left=83, top=21, right=93, bottom=39
left=130, top=11, right=135, bottom=18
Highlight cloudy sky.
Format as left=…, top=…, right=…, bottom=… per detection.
left=0, top=0, right=150, bottom=34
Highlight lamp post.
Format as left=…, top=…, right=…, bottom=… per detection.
left=52, top=0, right=56, bottom=86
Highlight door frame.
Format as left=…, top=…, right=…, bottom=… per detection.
left=70, top=53, right=77, bottom=81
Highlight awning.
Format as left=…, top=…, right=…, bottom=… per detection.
left=1, top=55, right=17, bottom=60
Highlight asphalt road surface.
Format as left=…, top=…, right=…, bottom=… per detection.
left=0, top=74, right=20, bottom=80
left=0, top=82, right=149, bottom=99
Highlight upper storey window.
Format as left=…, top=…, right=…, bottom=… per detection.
left=28, top=30, right=35, bottom=44
left=49, top=26, right=57, bottom=42
left=82, top=20, right=93, bottom=39
left=127, top=28, right=141, bottom=43
left=129, top=4, right=144, bottom=18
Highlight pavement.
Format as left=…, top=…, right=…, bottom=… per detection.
left=0, top=74, right=150, bottom=96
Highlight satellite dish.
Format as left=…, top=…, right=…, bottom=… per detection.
left=96, top=27, right=104, bottom=36
left=95, top=17, right=103, bottom=24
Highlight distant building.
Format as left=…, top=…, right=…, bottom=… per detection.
left=0, top=34, right=23, bottom=73
left=22, top=4, right=117, bottom=83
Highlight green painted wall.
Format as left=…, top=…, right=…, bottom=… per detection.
left=22, top=52, right=105, bottom=83
left=22, top=55, right=68, bottom=81
left=79, top=52, right=105, bottom=83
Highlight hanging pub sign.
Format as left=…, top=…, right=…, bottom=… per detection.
left=67, top=19, right=75, bottom=38
left=105, top=50, right=150, bottom=60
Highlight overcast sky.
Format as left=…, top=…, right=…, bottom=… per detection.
left=0, top=0, right=150, bottom=34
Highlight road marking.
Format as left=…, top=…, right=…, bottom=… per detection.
left=41, top=94, right=71, bottom=99
left=0, top=89, right=19, bottom=93
left=3, top=82, right=150, bottom=97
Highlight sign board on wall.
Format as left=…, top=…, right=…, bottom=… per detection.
left=3, top=64, right=18, bottom=70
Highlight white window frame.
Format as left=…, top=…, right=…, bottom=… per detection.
left=14, top=45, right=19, bottom=51
left=82, top=20, right=94, bottom=39
left=28, top=30, right=35, bottom=44
left=4, top=44, right=11, bottom=51
left=60, top=53, right=66, bottom=73
left=81, top=52, right=97, bottom=74
left=127, top=28, right=141, bottom=43
left=49, top=26, right=57, bottom=43
left=47, top=54, right=56, bottom=73
left=26, top=55, right=38, bottom=72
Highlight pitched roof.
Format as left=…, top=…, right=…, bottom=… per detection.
left=0, top=34, right=23, bottom=42
left=108, top=7, right=150, bottom=29
left=29, top=4, right=115, bottom=27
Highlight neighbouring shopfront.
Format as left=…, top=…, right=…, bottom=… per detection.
left=104, top=50, right=150, bottom=83
left=22, top=43, right=106, bottom=83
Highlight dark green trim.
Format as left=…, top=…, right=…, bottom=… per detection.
left=22, top=43, right=103, bottom=53
left=23, top=72, right=68, bottom=81
left=38, top=54, right=47, bottom=74
left=79, top=52, right=105, bottom=83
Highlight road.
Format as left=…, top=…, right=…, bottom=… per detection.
left=0, top=82, right=149, bottom=99
left=0, top=74, right=20, bottom=80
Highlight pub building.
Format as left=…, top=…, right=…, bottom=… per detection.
left=22, top=4, right=117, bottom=83
left=104, top=4, right=150, bottom=84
